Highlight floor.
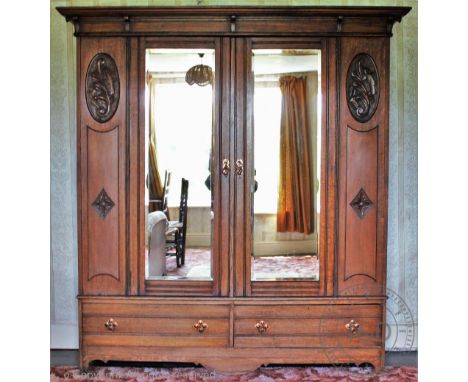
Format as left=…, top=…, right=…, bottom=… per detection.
left=164, top=248, right=319, bottom=279
left=50, top=350, right=417, bottom=368
left=51, top=365, right=417, bottom=381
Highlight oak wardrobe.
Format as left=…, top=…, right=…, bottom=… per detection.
left=57, top=6, right=410, bottom=373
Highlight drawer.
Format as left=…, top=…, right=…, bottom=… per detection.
left=82, top=301, right=230, bottom=318
left=83, top=316, right=229, bottom=336
left=234, top=304, right=382, bottom=348
left=82, top=301, right=230, bottom=348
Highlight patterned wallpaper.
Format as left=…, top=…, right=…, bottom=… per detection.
left=50, top=0, right=417, bottom=350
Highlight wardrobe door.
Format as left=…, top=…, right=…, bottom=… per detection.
left=337, top=38, right=390, bottom=297
left=236, top=38, right=330, bottom=297
left=78, top=38, right=127, bottom=295
left=139, top=38, right=229, bottom=296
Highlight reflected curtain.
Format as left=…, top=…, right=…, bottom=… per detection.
left=148, top=76, right=164, bottom=212
left=277, top=76, right=314, bottom=234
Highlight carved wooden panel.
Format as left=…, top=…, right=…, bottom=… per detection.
left=85, top=53, right=120, bottom=123
left=344, top=126, right=378, bottom=283
left=346, top=53, right=379, bottom=123
left=87, top=126, right=120, bottom=282
left=79, top=38, right=127, bottom=295
left=338, top=38, right=389, bottom=296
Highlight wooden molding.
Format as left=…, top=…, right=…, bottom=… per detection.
left=57, top=6, right=411, bottom=37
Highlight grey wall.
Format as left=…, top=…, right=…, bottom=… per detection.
left=51, top=1, right=79, bottom=348
left=50, top=0, right=417, bottom=350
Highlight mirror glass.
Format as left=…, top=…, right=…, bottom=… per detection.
left=251, top=49, right=321, bottom=281
left=145, top=48, right=215, bottom=280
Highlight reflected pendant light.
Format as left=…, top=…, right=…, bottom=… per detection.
left=185, top=53, right=213, bottom=86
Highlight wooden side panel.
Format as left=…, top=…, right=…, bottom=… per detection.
left=344, top=126, right=378, bottom=281
left=80, top=38, right=127, bottom=295
left=337, top=37, right=389, bottom=296
left=87, top=127, right=119, bottom=281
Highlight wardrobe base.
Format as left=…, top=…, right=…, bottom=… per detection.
left=79, top=296, right=386, bottom=374
left=81, top=347, right=384, bottom=374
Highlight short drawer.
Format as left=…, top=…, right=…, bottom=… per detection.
left=234, top=304, right=382, bottom=348
left=83, top=316, right=229, bottom=336
left=82, top=301, right=230, bottom=318
left=82, top=301, right=230, bottom=348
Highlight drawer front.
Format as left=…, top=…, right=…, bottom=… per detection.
left=83, top=316, right=229, bottom=336
left=234, top=304, right=382, bottom=348
left=82, top=301, right=230, bottom=348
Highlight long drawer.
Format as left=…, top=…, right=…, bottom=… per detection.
left=234, top=304, right=382, bottom=348
left=82, top=301, right=230, bottom=348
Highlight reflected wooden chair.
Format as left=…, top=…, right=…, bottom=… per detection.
left=148, top=170, right=171, bottom=217
left=166, top=178, right=189, bottom=267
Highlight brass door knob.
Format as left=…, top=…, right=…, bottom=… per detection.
left=104, top=318, right=118, bottom=331
left=193, top=320, right=208, bottom=333
left=222, top=159, right=230, bottom=176
left=234, top=159, right=243, bottom=175
left=255, top=320, right=269, bottom=334
left=345, top=319, right=360, bottom=335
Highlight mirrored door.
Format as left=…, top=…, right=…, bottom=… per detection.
left=142, top=40, right=228, bottom=295
left=243, top=41, right=324, bottom=295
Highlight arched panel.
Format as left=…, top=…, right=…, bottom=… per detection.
left=337, top=37, right=389, bottom=296
left=344, top=125, right=378, bottom=282
left=87, top=126, right=120, bottom=281
left=79, top=37, right=127, bottom=295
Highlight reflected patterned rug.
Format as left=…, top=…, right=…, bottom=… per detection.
left=166, top=248, right=319, bottom=279
left=51, top=366, right=417, bottom=381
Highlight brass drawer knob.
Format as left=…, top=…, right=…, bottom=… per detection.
left=193, top=320, right=208, bottom=333
left=255, top=320, right=269, bottom=334
left=345, top=319, right=360, bottom=335
left=104, top=318, right=118, bottom=331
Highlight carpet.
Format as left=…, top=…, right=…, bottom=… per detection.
left=51, top=366, right=417, bottom=381
left=166, top=248, right=319, bottom=279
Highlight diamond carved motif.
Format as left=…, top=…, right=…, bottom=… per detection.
left=91, top=188, right=115, bottom=219
left=350, top=188, right=373, bottom=219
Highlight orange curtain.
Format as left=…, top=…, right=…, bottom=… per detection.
left=148, top=76, right=164, bottom=212
left=277, top=76, right=314, bottom=234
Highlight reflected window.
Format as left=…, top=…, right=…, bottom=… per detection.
left=251, top=49, right=321, bottom=281
left=145, top=49, right=215, bottom=280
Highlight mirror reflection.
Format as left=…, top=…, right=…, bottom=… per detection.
left=251, top=49, right=321, bottom=281
left=145, top=48, right=215, bottom=280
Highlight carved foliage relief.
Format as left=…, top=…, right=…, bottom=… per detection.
left=346, top=53, right=379, bottom=123
left=85, top=53, right=120, bottom=123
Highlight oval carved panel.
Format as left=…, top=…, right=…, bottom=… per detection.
left=85, top=53, right=120, bottom=123
left=346, top=53, right=379, bottom=123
